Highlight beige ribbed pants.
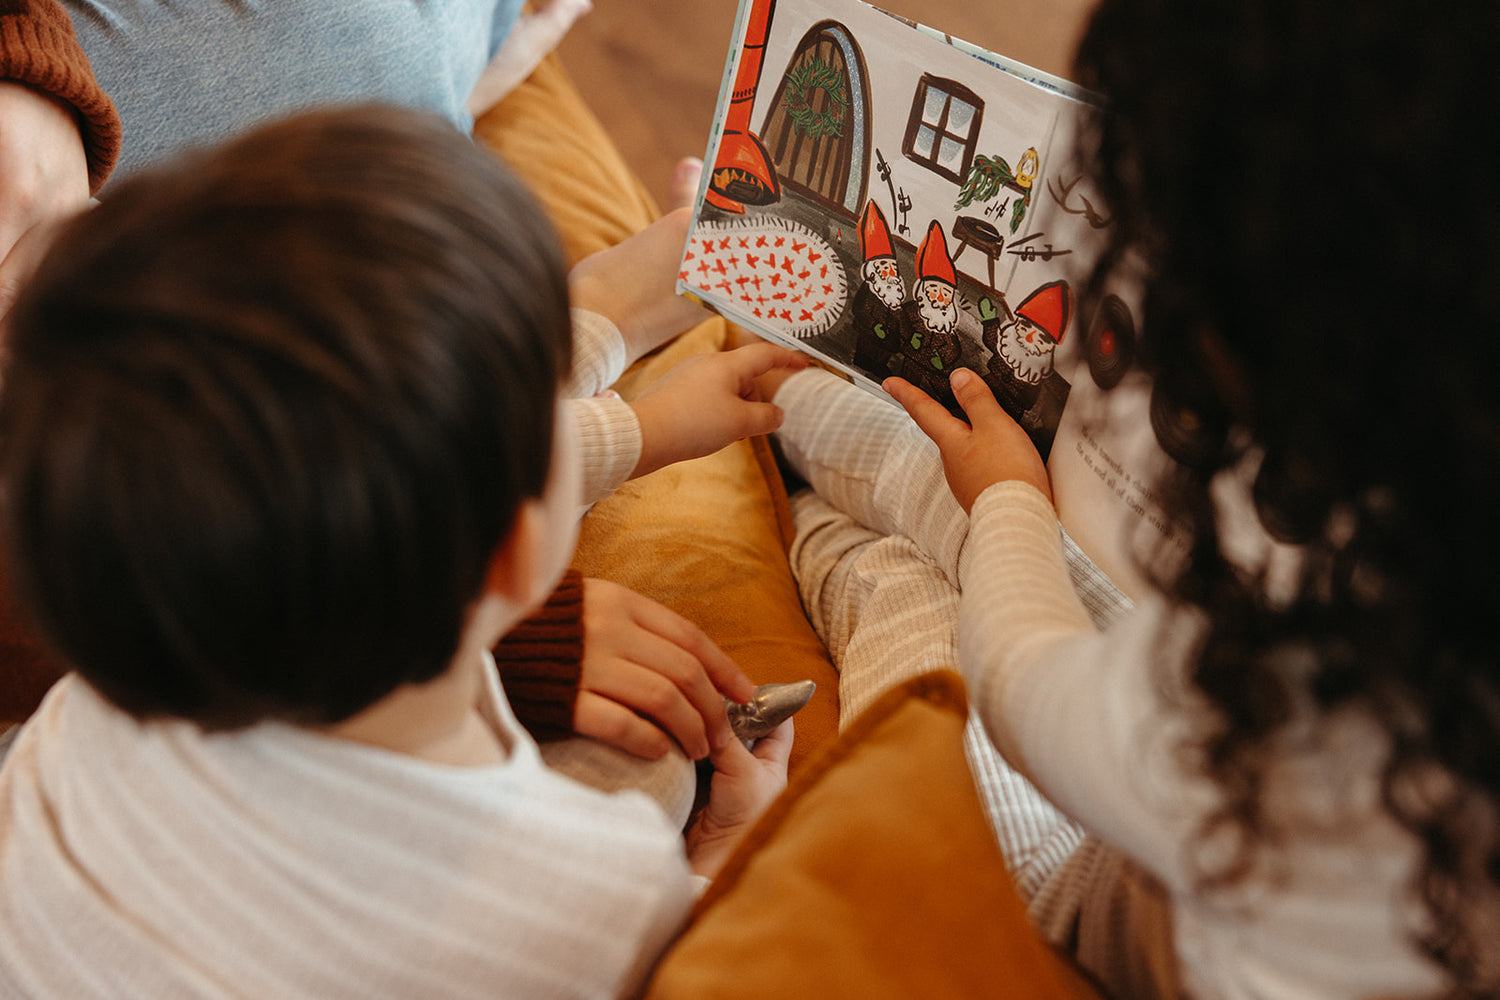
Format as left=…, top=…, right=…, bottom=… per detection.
left=774, top=370, right=1162, bottom=957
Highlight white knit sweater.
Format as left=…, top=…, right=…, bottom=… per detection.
left=566, top=308, right=641, bottom=506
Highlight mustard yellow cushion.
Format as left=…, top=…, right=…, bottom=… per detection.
left=644, top=671, right=1104, bottom=1000
left=473, top=56, right=841, bottom=770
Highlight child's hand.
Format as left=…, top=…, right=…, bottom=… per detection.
left=685, top=719, right=792, bottom=880
left=629, top=342, right=808, bottom=478
left=884, top=368, right=1052, bottom=513
left=574, top=578, right=757, bottom=760
left=569, top=208, right=709, bottom=366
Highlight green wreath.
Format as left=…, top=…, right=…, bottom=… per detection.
left=782, top=57, right=849, bottom=139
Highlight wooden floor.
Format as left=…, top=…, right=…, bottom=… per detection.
left=559, top=0, right=1095, bottom=211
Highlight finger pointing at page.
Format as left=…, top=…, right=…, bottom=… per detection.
left=885, top=370, right=1052, bottom=512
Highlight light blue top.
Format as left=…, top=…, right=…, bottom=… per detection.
left=64, top=0, right=525, bottom=182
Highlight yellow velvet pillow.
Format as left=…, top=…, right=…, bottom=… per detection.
left=644, top=671, right=1104, bottom=1000
left=474, top=55, right=841, bottom=770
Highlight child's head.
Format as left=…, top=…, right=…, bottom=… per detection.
left=0, top=105, right=574, bottom=730
left=1075, top=0, right=1500, bottom=984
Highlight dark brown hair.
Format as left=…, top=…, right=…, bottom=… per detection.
left=1074, top=0, right=1500, bottom=992
left=0, top=105, right=572, bottom=728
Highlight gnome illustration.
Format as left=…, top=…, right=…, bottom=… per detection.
left=897, top=220, right=964, bottom=403
left=850, top=200, right=905, bottom=375
left=983, top=279, right=1072, bottom=418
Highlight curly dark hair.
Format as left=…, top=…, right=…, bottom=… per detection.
left=1073, top=0, right=1500, bottom=993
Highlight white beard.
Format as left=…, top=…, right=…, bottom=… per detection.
left=863, top=262, right=904, bottom=310
left=997, top=320, right=1055, bottom=385
left=916, top=291, right=959, bottom=335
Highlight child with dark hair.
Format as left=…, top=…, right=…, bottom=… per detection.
left=757, top=0, right=1500, bottom=997
left=0, top=104, right=799, bottom=999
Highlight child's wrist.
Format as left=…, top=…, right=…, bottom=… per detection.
left=626, top=398, right=670, bottom=479
left=685, top=814, right=745, bottom=880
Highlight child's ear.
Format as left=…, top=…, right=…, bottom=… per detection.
left=481, top=500, right=549, bottom=609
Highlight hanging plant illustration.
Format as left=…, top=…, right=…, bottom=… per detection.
left=782, top=57, right=849, bottom=139
left=954, top=151, right=1037, bottom=233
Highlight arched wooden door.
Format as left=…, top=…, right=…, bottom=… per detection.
left=758, top=21, right=871, bottom=219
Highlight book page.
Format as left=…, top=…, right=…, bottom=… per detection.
left=1048, top=367, right=1186, bottom=600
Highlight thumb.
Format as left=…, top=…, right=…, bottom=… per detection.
left=708, top=717, right=793, bottom=777
left=749, top=717, right=794, bottom=767
left=707, top=727, right=757, bottom=778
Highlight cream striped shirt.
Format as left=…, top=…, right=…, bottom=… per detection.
left=0, top=654, right=694, bottom=999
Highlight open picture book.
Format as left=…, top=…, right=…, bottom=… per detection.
left=677, top=0, right=1202, bottom=598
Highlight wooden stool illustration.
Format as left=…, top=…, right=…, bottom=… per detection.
left=951, top=215, right=1004, bottom=289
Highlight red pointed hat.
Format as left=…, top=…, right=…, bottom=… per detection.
left=1016, top=280, right=1073, bottom=343
left=859, top=200, right=895, bottom=261
left=916, top=220, right=956, bottom=287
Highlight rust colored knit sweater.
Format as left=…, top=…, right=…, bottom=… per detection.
left=0, top=0, right=121, bottom=191
left=491, top=569, right=586, bottom=741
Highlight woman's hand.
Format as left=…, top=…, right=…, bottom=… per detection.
left=884, top=368, right=1052, bottom=513
left=574, top=578, right=757, bottom=760
left=628, top=341, right=807, bottom=478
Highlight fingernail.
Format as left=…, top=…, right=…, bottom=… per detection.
left=951, top=368, right=974, bottom=391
